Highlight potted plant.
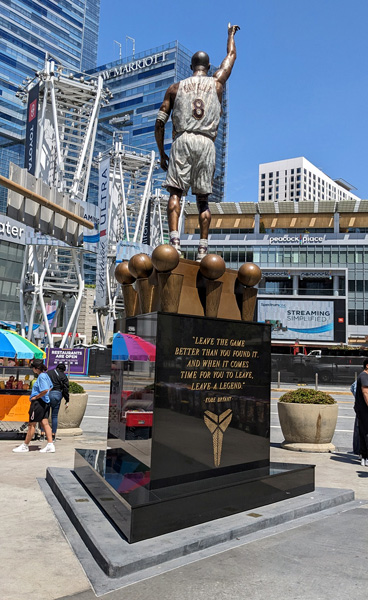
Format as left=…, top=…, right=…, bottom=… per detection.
left=56, top=381, right=88, bottom=436
left=277, top=388, right=338, bottom=452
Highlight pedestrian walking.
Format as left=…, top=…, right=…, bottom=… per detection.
left=350, top=379, right=360, bottom=457
left=354, top=358, right=368, bottom=467
left=12, top=359, right=55, bottom=453
left=47, top=362, right=69, bottom=441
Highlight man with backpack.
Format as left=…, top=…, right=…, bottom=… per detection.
left=48, top=362, right=69, bottom=442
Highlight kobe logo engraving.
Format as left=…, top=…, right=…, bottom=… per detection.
left=204, top=409, right=232, bottom=467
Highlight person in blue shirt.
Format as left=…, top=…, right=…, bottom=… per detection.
left=48, top=362, right=69, bottom=442
left=13, top=359, right=55, bottom=453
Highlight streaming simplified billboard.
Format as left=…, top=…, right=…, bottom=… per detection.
left=257, top=298, right=346, bottom=343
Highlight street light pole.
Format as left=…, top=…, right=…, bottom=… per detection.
left=114, top=40, right=122, bottom=61
left=126, top=36, right=135, bottom=58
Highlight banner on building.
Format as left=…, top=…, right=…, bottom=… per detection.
left=257, top=299, right=335, bottom=342
left=44, top=301, right=58, bottom=329
left=80, top=200, right=100, bottom=250
left=115, top=240, right=153, bottom=263
left=46, top=347, right=89, bottom=375
left=95, top=158, right=110, bottom=308
left=142, top=197, right=151, bottom=245
left=38, top=102, right=57, bottom=186
left=108, top=179, right=120, bottom=247
left=24, top=83, right=39, bottom=175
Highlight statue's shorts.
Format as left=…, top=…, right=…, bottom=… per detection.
left=164, top=131, right=215, bottom=196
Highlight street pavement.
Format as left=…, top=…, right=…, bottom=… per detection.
left=1, top=379, right=367, bottom=600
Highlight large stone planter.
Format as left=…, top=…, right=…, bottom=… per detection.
left=277, top=401, right=338, bottom=452
left=52, top=392, right=88, bottom=437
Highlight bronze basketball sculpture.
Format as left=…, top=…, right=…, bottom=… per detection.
left=152, top=244, right=180, bottom=272
left=115, top=262, right=135, bottom=285
left=199, top=254, right=226, bottom=280
left=128, top=253, right=153, bottom=279
left=238, top=263, right=262, bottom=287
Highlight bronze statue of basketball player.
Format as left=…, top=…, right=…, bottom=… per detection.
left=155, top=23, right=240, bottom=261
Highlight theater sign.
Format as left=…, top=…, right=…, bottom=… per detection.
left=0, top=215, right=25, bottom=244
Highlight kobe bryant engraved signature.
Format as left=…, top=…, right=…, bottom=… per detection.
left=204, top=409, right=232, bottom=467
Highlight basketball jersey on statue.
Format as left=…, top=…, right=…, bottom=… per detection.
left=172, top=76, right=221, bottom=140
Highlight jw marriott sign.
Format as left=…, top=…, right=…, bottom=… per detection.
left=99, top=51, right=169, bottom=81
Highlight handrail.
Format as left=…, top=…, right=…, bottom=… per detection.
left=0, top=174, right=94, bottom=230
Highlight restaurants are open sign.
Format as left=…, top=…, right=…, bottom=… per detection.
left=46, top=348, right=89, bottom=375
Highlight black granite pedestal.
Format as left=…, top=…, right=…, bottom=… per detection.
left=74, top=312, right=314, bottom=542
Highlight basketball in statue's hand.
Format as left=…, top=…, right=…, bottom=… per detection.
left=128, top=253, right=153, bottom=279
left=199, top=254, right=226, bottom=280
left=115, top=262, right=135, bottom=284
left=151, top=244, right=179, bottom=272
left=238, top=263, right=262, bottom=287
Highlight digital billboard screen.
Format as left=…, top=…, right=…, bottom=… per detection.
left=257, top=299, right=339, bottom=342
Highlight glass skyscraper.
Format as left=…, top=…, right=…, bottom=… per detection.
left=89, top=41, right=228, bottom=204
left=0, top=0, right=100, bottom=212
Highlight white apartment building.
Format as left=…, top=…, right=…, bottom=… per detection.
left=259, top=157, right=361, bottom=204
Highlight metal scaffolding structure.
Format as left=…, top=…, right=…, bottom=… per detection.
left=19, top=58, right=111, bottom=201
left=93, top=137, right=187, bottom=344
left=14, top=58, right=109, bottom=347
left=20, top=241, right=85, bottom=348
left=94, top=139, right=164, bottom=344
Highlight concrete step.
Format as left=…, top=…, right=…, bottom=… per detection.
left=43, top=466, right=354, bottom=584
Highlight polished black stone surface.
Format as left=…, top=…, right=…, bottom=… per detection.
left=108, top=313, right=271, bottom=488
left=74, top=448, right=315, bottom=542
left=74, top=312, right=315, bottom=543
left=151, top=313, right=271, bottom=486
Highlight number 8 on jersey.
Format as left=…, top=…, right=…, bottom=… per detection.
left=192, top=98, right=205, bottom=120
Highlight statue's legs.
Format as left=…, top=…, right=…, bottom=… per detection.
left=196, top=195, right=211, bottom=262
left=167, top=186, right=183, bottom=255
left=166, top=189, right=211, bottom=261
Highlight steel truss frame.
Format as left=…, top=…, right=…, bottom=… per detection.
left=21, top=58, right=111, bottom=202
left=95, top=140, right=156, bottom=344
left=94, top=139, right=186, bottom=345
left=15, top=58, right=110, bottom=347
left=20, top=243, right=85, bottom=348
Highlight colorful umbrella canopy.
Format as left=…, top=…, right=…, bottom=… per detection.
left=0, top=330, right=46, bottom=359
left=112, top=332, right=156, bottom=361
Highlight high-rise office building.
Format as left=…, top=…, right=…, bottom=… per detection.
left=89, top=41, right=228, bottom=205
left=259, top=157, right=361, bottom=204
left=0, top=0, right=101, bottom=212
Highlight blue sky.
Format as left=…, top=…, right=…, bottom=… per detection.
left=98, top=0, right=368, bottom=201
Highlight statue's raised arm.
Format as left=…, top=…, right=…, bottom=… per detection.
left=213, top=23, right=240, bottom=86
